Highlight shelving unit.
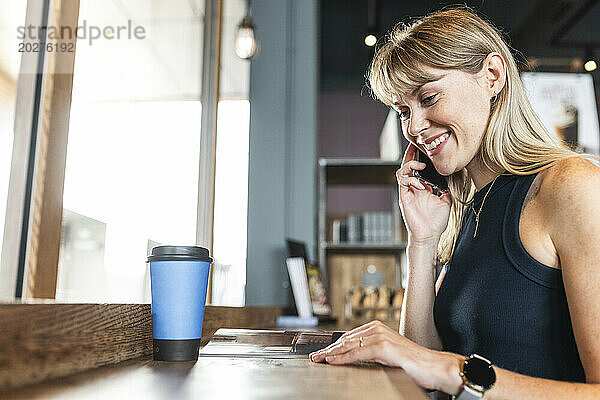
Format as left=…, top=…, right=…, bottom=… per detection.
left=317, top=158, right=406, bottom=286
left=324, top=242, right=407, bottom=253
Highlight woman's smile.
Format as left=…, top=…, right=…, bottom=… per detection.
left=421, top=131, right=451, bottom=155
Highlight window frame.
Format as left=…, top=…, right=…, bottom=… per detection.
left=0, top=0, right=61, bottom=299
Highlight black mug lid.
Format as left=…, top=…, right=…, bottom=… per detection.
left=147, top=245, right=213, bottom=263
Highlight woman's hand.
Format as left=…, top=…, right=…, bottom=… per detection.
left=309, top=321, right=464, bottom=395
left=397, top=144, right=451, bottom=243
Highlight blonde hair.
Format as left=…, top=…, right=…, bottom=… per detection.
left=368, top=7, right=589, bottom=264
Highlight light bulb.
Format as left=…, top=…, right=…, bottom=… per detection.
left=235, top=17, right=258, bottom=59
left=365, top=34, right=377, bottom=47
left=584, top=60, right=597, bottom=72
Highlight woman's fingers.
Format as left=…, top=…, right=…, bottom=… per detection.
left=397, top=161, right=426, bottom=189
left=310, top=332, right=364, bottom=361
left=331, top=321, right=382, bottom=345
left=312, top=331, right=395, bottom=365
left=310, top=329, right=365, bottom=362
left=398, top=143, right=432, bottom=192
left=397, top=160, right=425, bottom=177
left=399, top=176, right=426, bottom=191
left=310, top=321, right=391, bottom=362
left=402, top=142, right=419, bottom=165
left=324, top=346, right=376, bottom=365
left=310, top=336, right=365, bottom=363
left=337, top=321, right=390, bottom=343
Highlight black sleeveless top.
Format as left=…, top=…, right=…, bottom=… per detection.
left=433, top=173, right=586, bottom=382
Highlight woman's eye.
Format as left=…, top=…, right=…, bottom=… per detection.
left=397, top=109, right=410, bottom=120
left=421, top=94, right=437, bottom=105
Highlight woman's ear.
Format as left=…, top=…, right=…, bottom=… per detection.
left=484, top=52, right=506, bottom=97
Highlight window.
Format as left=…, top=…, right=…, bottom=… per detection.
left=211, top=0, right=251, bottom=306
left=56, top=0, right=205, bottom=302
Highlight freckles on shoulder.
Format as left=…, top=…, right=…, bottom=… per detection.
left=538, top=156, right=600, bottom=223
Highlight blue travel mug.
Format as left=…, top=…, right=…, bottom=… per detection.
left=147, top=245, right=213, bottom=361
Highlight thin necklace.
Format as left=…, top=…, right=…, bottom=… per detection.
left=471, top=175, right=499, bottom=238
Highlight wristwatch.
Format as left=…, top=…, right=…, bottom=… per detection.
left=454, top=354, right=496, bottom=400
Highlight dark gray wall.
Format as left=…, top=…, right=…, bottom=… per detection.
left=318, top=90, right=388, bottom=158
left=246, top=0, right=318, bottom=306
left=319, top=90, right=393, bottom=214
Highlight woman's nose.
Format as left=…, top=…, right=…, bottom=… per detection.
left=407, top=109, right=430, bottom=137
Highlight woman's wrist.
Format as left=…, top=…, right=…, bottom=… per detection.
left=445, top=353, right=467, bottom=395
left=434, top=352, right=466, bottom=395
left=426, top=351, right=466, bottom=396
left=407, top=236, right=439, bottom=272
left=403, top=349, right=465, bottom=395
left=408, top=235, right=440, bottom=249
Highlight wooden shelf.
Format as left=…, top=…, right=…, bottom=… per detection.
left=319, top=158, right=401, bottom=185
left=322, top=242, right=407, bottom=254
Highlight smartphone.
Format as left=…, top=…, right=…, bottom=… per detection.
left=414, top=149, right=449, bottom=196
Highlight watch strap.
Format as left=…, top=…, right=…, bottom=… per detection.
left=454, top=385, right=483, bottom=400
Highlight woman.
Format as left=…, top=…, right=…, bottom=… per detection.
left=310, top=7, right=600, bottom=399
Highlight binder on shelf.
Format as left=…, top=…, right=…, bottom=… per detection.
left=347, top=214, right=362, bottom=243
left=331, top=212, right=396, bottom=245
left=332, top=219, right=347, bottom=243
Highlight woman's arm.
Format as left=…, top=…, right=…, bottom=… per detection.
left=400, top=239, right=443, bottom=350
left=395, top=143, right=451, bottom=350
left=540, top=157, right=600, bottom=383
left=310, top=322, right=600, bottom=399
left=483, top=368, right=600, bottom=399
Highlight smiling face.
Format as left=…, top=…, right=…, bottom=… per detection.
left=393, top=66, right=493, bottom=176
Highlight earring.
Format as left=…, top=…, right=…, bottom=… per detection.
left=491, top=92, right=498, bottom=103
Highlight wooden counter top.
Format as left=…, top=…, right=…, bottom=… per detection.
left=2, top=355, right=428, bottom=400
left=0, top=303, right=280, bottom=390
left=0, top=303, right=428, bottom=399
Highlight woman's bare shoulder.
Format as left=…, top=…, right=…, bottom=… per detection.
left=537, top=156, right=600, bottom=222
left=539, top=156, right=600, bottom=190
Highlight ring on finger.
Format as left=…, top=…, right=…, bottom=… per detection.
left=359, top=336, right=364, bottom=348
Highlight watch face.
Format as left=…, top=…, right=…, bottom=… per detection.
left=463, top=356, right=496, bottom=390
